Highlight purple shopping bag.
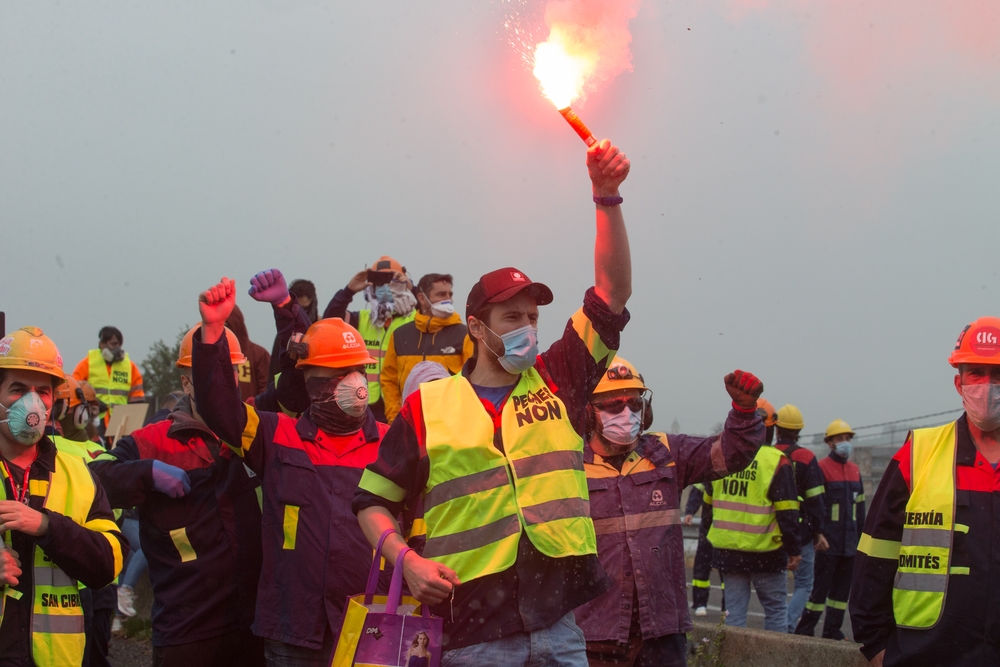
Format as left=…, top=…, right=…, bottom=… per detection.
left=331, top=531, right=442, bottom=667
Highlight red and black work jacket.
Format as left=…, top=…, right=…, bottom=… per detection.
left=817, top=452, right=865, bottom=556
left=90, top=400, right=263, bottom=648
left=774, top=439, right=826, bottom=544
left=576, top=411, right=764, bottom=644
left=850, top=415, right=1000, bottom=667
left=192, top=331, right=389, bottom=652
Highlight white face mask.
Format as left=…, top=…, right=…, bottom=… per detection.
left=962, top=383, right=1000, bottom=432
left=429, top=300, right=455, bottom=319
left=597, top=407, right=642, bottom=446
left=334, top=371, right=370, bottom=417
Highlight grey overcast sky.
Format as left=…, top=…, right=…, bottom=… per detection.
left=2, top=1, right=998, bottom=435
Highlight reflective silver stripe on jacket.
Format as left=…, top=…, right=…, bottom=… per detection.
left=592, top=509, right=681, bottom=535
left=33, top=567, right=75, bottom=588
left=33, top=614, right=84, bottom=634
left=894, top=571, right=948, bottom=593
left=901, top=528, right=951, bottom=548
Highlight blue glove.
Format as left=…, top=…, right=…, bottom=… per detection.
left=248, top=269, right=289, bottom=305
left=151, top=461, right=191, bottom=498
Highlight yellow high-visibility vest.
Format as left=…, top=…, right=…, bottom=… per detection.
left=416, top=370, right=595, bottom=583
left=0, top=449, right=122, bottom=666
left=708, top=446, right=798, bottom=553
left=86, top=349, right=132, bottom=411
left=355, top=310, right=415, bottom=405
left=892, top=421, right=957, bottom=629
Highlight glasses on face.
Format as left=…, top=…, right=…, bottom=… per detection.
left=593, top=396, right=645, bottom=414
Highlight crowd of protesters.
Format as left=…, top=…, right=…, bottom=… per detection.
left=2, top=138, right=998, bottom=667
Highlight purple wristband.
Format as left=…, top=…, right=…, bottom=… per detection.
left=593, top=195, right=624, bottom=206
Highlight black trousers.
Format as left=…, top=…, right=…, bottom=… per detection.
left=152, top=629, right=265, bottom=667
left=794, top=553, right=854, bottom=638
left=691, top=531, right=723, bottom=610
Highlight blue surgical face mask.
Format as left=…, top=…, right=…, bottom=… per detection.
left=375, top=284, right=394, bottom=305
left=835, top=441, right=852, bottom=459
left=597, top=407, right=642, bottom=446
left=0, top=392, right=49, bottom=445
left=484, top=324, right=538, bottom=374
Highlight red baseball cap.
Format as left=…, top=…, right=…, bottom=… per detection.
left=465, top=267, right=554, bottom=317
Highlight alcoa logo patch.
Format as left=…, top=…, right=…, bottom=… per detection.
left=342, top=331, right=362, bottom=349
left=650, top=489, right=665, bottom=507
left=972, top=327, right=1000, bottom=357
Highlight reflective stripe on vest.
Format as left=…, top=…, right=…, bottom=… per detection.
left=892, top=421, right=957, bottom=630
left=0, top=450, right=96, bottom=666
left=707, top=446, right=786, bottom=553
left=356, top=310, right=416, bottom=404
left=86, top=349, right=132, bottom=408
left=420, top=370, right=596, bottom=583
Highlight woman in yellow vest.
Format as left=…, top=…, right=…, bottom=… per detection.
left=851, top=316, right=1000, bottom=667
left=0, top=326, right=126, bottom=667
left=355, top=138, right=632, bottom=667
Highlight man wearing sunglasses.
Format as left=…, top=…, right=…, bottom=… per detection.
left=576, top=358, right=766, bottom=667
left=322, top=257, right=418, bottom=422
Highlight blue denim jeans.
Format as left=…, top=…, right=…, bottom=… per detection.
left=723, top=571, right=788, bottom=632
left=441, top=612, right=588, bottom=667
left=786, top=541, right=815, bottom=632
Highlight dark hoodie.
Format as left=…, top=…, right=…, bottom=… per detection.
left=226, top=305, right=272, bottom=403
left=89, top=396, right=264, bottom=647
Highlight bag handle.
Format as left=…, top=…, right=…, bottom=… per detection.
left=364, top=529, right=398, bottom=604
left=386, top=547, right=411, bottom=614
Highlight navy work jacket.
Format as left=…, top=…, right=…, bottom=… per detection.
left=817, top=452, right=865, bottom=556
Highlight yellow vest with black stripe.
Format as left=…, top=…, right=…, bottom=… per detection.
left=356, top=310, right=415, bottom=405
left=419, top=370, right=596, bottom=583
left=0, top=449, right=115, bottom=666
left=708, top=445, right=794, bottom=552
left=87, top=349, right=132, bottom=410
left=888, top=421, right=958, bottom=629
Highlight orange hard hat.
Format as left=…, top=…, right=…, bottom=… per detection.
left=756, top=398, right=777, bottom=427
left=176, top=325, right=247, bottom=368
left=948, top=317, right=1000, bottom=368
left=295, top=318, right=377, bottom=369
left=0, top=327, right=65, bottom=384
left=55, top=376, right=86, bottom=408
left=369, top=256, right=405, bottom=275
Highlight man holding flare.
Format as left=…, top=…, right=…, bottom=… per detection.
left=352, top=137, right=630, bottom=667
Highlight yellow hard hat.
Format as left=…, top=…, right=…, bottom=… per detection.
left=825, top=419, right=855, bottom=440
left=595, top=357, right=648, bottom=395
left=776, top=404, right=804, bottom=430
left=0, top=327, right=65, bottom=384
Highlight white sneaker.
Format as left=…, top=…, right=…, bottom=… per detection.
left=111, top=617, right=124, bottom=634
left=694, top=606, right=708, bottom=617
left=117, top=586, right=137, bottom=617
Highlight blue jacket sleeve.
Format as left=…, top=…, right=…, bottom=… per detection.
left=89, top=435, right=154, bottom=509
left=684, top=486, right=704, bottom=516
left=323, top=286, right=360, bottom=327
left=191, top=329, right=279, bottom=477
left=769, top=460, right=801, bottom=557
left=672, top=408, right=764, bottom=490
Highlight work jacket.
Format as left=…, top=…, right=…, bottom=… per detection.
left=354, top=287, right=629, bottom=651
left=850, top=416, right=1000, bottom=667
left=774, top=439, right=826, bottom=545
left=817, top=452, right=865, bottom=556
left=0, top=437, right=125, bottom=667
left=380, top=311, right=474, bottom=423
left=90, top=399, right=264, bottom=647
left=192, top=332, right=389, bottom=651
left=575, top=411, right=764, bottom=644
